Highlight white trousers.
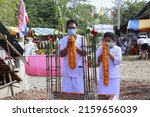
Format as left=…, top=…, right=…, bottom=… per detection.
left=99, top=78, right=120, bottom=100
left=62, top=75, right=84, bottom=93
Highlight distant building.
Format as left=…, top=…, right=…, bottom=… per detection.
left=94, top=24, right=114, bottom=33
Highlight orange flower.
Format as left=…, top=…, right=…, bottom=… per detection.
left=102, top=42, right=109, bottom=86
left=68, top=36, right=76, bottom=69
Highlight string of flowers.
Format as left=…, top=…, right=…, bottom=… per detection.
left=102, top=42, right=109, bottom=86
left=68, top=36, right=76, bottom=69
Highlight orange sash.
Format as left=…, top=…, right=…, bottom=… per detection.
left=102, top=42, right=109, bottom=86
left=68, top=36, right=76, bottom=69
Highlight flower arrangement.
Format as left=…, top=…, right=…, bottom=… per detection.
left=102, top=42, right=109, bottom=86
left=68, top=36, right=76, bottom=69
left=45, top=35, right=57, bottom=55
left=90, top=29, right=102, bottom=49
left=33, top=35, right=58, bottom=55
left=86, top=28, right=103, bottom=67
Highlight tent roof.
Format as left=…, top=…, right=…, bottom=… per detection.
left=7, top=27, right=19, bottom=35
left=118, top=1, right=150, bottom=33
left=6, top=27, right=61, bottom=36
left=31, top=28, right=59, bottom=36
left=127, top=19, right=150, bottom=32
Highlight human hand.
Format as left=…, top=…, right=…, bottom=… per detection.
left=67, top=36, right=76, bottom=48
left=98, top=54, right=102, bottom=63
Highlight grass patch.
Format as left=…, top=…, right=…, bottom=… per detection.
left=122, top=55, right=140, bottom=61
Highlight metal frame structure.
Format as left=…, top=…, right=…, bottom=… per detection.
left=46, top=35, right=114, bottom=100
left=46, top=39, right=61, bottom=99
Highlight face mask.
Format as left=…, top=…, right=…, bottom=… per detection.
left=67, top=28, right=77, bottom=36
left=108, top=41, right=114, bottom=48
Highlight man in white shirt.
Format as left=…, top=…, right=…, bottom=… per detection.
left=137, top=38, right=148, bottom=60
left=96, top=32, right=122, bottom=100
left=59, top=19, right=87, bottom=93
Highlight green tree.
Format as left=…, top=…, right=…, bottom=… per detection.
left=55, top=0, right=97, bottom=34
left=0, top=0, right=109, bottom=35
left=0, top=0, right=19, bottom=26
left=25, top=0, right=59, bottom=28
left=67, top=1, right=97, bottom=34
left=90, top=7, right=112, bottom=28
left=111, top=0, right=147, bottom=25
left=56, top=0, right=69, bottom=35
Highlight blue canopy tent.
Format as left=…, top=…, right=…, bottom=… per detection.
left=6, top=27, right=61, bottom=36
left=127, top=19, right=150, bottom=32
left=31, top=28, right=60, bottom=36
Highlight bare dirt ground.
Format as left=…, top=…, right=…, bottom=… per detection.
left=1, top=56, right=150, bottom=100
left=1, top=80, right=150, bottom=100
left=120, top=80, right=150, bottom=100
left=120, top=59, right=150, bottom=100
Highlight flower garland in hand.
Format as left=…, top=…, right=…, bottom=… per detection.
left=68, top=36, right=76, bottom=69
left=102, top=42, right=109, bottom=86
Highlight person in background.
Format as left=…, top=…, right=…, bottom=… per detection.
left=24, top=37, right=37, bottom=56
left=96, top=32, right=122, bottom=100
left=59, top=19, right=87, bottom=93
left=137, top=37, right=148, bottom=60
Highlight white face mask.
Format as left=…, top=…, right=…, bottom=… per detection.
left=67, top=28, right=77, bottom=35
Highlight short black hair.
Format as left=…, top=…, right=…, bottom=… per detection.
left=104, top=32, right=114, bottom=40
left=66, top=19, right=78, bottom=28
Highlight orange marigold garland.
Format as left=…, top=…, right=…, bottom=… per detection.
left=102, top=42, right=109, bottom=86
left=68, top=36, right=76, bottom=69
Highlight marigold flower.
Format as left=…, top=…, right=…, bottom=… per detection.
left=68, top=36, right=76, bottom=69
left=102, top=42, right=109, bottom=86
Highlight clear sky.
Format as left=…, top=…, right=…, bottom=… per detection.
left=90, top=0, right=114, bottom=11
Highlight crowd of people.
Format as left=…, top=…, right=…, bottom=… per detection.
left=116, top=33, right=150, bottom=60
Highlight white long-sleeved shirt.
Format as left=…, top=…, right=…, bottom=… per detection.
left=137, top=38, right=148, bottom=45
left=96, top=45, right=122, bottom=79
left=59, top=35, right=87, bottom=77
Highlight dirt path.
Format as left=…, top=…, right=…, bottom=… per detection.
left=120, top=61, right=150, bottom=81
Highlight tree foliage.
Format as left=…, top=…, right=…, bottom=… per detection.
left=0, top=0, right=98, bottom=34
left=111, top=0, right=147, bottom=25
left=0, top=0, right=19, bottom=26
left=3, top=0, right=147, bottom=34
left=25, top=0, right=59, bottom=28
